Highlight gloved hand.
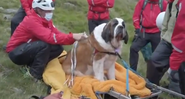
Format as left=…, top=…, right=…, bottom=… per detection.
left=167, top=68, right=179, bottom=83
left=132, top=29, right=140, bottom=42
left=73, top=32, right=88, bottom=41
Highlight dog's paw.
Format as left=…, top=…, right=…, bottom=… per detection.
left=74, top=71, right=85, bottom=77
left=99, top=78, right=105, bottom=82
left=95, top=76, right=105, bottom=82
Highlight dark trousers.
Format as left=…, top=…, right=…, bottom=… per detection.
left=146, top=40, right=181, bottom=93
left=8, top=41, right=63, bottom=80
left=147, top=40, right=172, bottom=85
left=129, top=32, right=161, bottom=70
left=10, top=6, right=26, bottom=36
left=179, top=62, right=185, bottom=96
left=88, top=19, right=109, bottom=34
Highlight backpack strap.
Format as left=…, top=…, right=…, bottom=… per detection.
left=168, top=0, right=179, bottom=18
left=175, top=2, right=179, bottom=18
left=158, top=0, right=163, bottom=11
left=168, top=1, right=173, bottom=17
left=142, top=0, right=148, bottom=11
left=139, top=0, right=148, bottom=30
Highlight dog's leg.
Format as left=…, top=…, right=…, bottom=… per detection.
left=65, top=69, right=84, bottom=76
left=107, top=64, right=115, bottom=80
left=93, top=59, right=105, bottom=81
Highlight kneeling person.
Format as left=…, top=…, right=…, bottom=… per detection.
left=6, top=0, right=86, bottom=80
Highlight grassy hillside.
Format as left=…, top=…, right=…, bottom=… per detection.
left=0, top=0, right=180, bottom=99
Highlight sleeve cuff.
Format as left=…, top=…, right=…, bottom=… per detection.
left=69, top=32, right=75, bottom=42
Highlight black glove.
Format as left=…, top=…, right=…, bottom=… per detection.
left=30, top=95, right=45, bottom=99
left=132, top=29, right=140, bottom=42
left=167, top=68, right=179, bottom=83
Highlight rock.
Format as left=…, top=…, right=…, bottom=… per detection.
left=13, top=87, right=23, bottom=94
left=64, top=2, right=76, bottom=9
left=0, top=7, right=4, bottom=13
left=2, top=45, right=6, bottom=51
left=4, top=8, right=18, bottom=14
left=3, top=14, right=12, bottom=21
left=5, top=27, right=11, bottom=32
left=0, top=7, right=4, bottom=10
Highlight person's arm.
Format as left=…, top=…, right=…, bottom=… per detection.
left=50, top=21, right=63, bottom=34
left=101, top=0, right=115, bottom=8
left=133, top=0, right=143, bottom=30
left=161, top=3, right=170, bottom=37
left=20, top=0, right=31, bottom=15
left=26, top=17, right=75, bottom=45
left=170, top=0, right=185, bottom=71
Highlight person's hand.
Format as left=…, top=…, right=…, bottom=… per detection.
left=44, top=92, right=63, bottom=99
left=167, top=68, right=179, bottom=83
left=73, top=32, right=88, bottom=41
left=132, top=29, right=140, bottom=42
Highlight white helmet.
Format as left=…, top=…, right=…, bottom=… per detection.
left=156, top=11, right=165, bottom=30
left=32, top=0, right=55, bottom=10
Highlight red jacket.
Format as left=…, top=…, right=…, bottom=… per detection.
left=170, top=0, right=185, bottom=70
left=20, top=0, right=55, bottom=15
left=6, top=9, right=75, bottom=53
left=87, top=0, right=115, bottom=20
left=133, top=0, right=167, bottom=33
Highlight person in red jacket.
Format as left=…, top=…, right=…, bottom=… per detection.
left=168, top=0, right=185, bottom=95
left=87, top=0, right=115, bottom=33
left=10, top=0, right=55, bottom=36
left=129, top=0, right=167, bottom=71
left=2, top=0, right=55, bottom=51
left=6, top=0, right=87, bottom=80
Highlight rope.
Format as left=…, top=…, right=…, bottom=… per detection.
left=67, top=41, right=78, bottom=87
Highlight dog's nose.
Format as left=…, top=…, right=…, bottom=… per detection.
left=118, top=26, right=124, bottom=30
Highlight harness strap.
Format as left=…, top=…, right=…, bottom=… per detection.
left=93, top=49, right=119, bottom=56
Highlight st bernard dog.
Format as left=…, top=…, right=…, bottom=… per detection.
left=62, top=18, right=128, bottom=81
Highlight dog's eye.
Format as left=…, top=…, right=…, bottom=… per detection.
left=122, top=22, right=125, bottom=27
left=113, top=22, right=118, bottom=27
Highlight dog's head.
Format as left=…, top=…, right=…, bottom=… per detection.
left=101, top=18, right=128, bottom=49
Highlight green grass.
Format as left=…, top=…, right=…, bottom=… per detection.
left=0, top=0, right=180, bottom=99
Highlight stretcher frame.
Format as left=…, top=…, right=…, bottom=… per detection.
left=94, top=86, right=162, bottom=99
left=103, top=89, right=162, bottom=99
left=79, top=83, right=162, bottom=99
left=80, top=90, right=162, bottom=99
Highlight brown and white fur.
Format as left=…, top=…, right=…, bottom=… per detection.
left=62, top=18, right=128, bottom=81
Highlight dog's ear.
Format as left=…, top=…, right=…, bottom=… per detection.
left=123, top=31, right=128, bottom=44
left=101, top=22, right=112, bottom=43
